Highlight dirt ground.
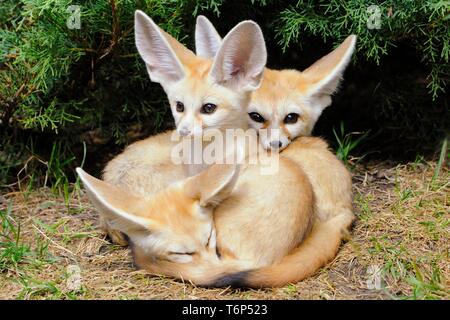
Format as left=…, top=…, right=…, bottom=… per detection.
left=0, top=160, right=448, bottom=300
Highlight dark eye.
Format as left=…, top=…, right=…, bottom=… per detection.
left=248, top=112, right=265, bottom=123
left=176, top=101, right=184, bottom=112
left=284, top=113, right=299, bottom=124
left=200, top=103, right=217, bottom=114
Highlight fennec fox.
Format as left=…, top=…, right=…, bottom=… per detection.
left=102, top=11, right=269, bottom=244
left=196, top=15, right=356, bottom=151
left=195, top=15, right=356, bottom=222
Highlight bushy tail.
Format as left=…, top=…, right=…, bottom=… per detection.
left=136, top=211, right=354, bottom=288
left=203, top=211, right=355, bottom=288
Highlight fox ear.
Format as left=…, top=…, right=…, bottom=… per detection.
left=302, top=35, right=356, bottom=109
left=158, top=23, right=197, bottom=66
left=209, top=21, right=267, bottom=91
left=184, top=164, right=240, bottom=207
left=195, top=15, right=222, bottom=58
left=76, top=168, right=155, bottom=236
left=135, top=10, right=185, bottom=88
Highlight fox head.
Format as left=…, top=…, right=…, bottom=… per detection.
left=196, top=16, right=356, bottom=151
left=135, top=11, right=267, bottom=138
left=77, top=164, right=239, bottom=265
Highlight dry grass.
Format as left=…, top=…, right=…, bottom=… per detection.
left=0, top=160, right=448, bottom=300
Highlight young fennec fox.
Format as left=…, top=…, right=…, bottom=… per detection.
left=196, top=15, right=356, bottom=151
left=195, top=15, right=355, bottom=224
left=102, top=11, right=269, bottom=245
left=78, top=152, right=315, bottom=287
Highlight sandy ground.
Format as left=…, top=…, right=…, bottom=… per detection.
left=0, top=160, right=448, bottom=299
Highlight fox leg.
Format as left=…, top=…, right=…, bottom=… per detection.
left=99, top=216, right=129, bottom=246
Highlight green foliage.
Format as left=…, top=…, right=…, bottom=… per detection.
left=0, top=0, right=449, bottom=189
left=333, top=121, right=370, bottom=165
left=274, top=0, right=450, bottom=99
left=0, top=0, right=192, bottom=136
left=192, top=0, right=223, bottom=16
left=0, top=202, right=31, bottom=271
left=0, top=201, right=54, bottom=273
left=1, top=0, right=202, bottom=189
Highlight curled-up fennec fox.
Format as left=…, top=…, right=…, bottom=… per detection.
left=78, top=155, right=316, bottom=287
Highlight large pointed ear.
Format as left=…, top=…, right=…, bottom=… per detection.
left=76, top=168, right=155, bottom=235
left=301, top=35, right=356, bottom=107
left=195, top=15, right=222, bottom=59
left=159, top=25, right=197, bottom=65
left=209, top=21, right=267, bottom=91
left=134, top=10, right=185, bottom=87
left=184, top=164, right=240, bottom=207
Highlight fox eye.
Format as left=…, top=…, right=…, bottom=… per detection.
left=200, top=103, right=217, bottom=114
left=167, top=252, right=195, bottom=263
left=169, top=251, right=195, bottom=255
left=284, top=113, right=299, bottom=124
left=248, top=112, right=265, bottom=123
left=176, top=101, right=184, bottom=112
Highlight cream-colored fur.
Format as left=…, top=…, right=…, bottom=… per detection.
left=195, top=15, right=356, bottom=151
left=135, top=11, right=267, bottom=178
left=101, top=12, right=269, bottom=244
left=83, top=13, right=356, bottom=287
left=78, top=153, right=315, bottom=283
left=195, top=15, right=355, bottom=220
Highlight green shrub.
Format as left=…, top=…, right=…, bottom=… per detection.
left=1, top=0, right=449, bottom=190
left=1, top=0, right=200, bottom=188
